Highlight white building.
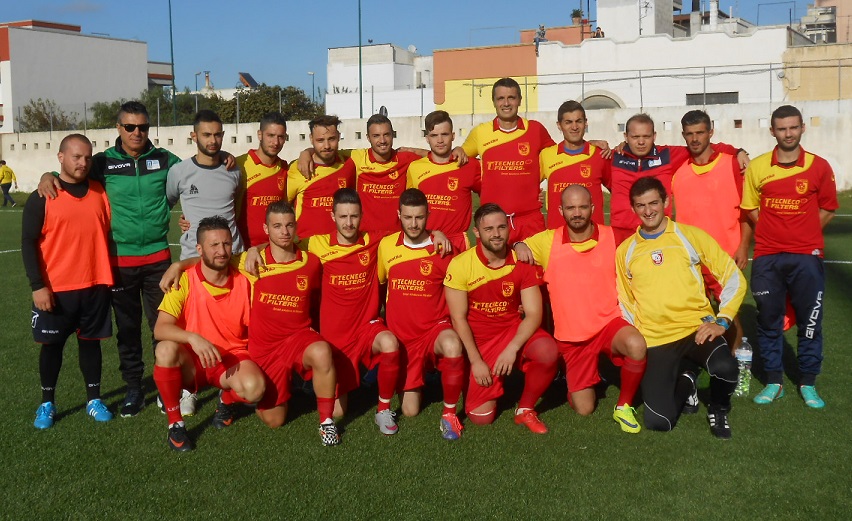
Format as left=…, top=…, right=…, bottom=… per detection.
left=0, top=20, right=170, bottom=134
left=325, top=43, right=435, bottom=119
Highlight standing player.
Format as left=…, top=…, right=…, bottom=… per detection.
left=377, top=188, right=466, bottom=440
left=514, top=185, right=647, bottom=433
left=0, top=160, right=17, bottom=206
left=286, top=115, right=356, bottom=239
left=167, top=110, right=243, bottom=260
left=453, top=77, right=556, bottom=243
left=153, top=217, right=265, bottom=451
left=407, top=111, right=481, bottom=252
left=741, top=105, right=837, bottom=408
left=23, top=134, right=114, bottom=429
left=307, top=188, right=402, bottom=435
left=444, top=203, right=559, bottom=433
left=243, top=201, right=340, bottom=445
left=672, top=109, right=752, bottom=351
left=236, top=111, right=289, bottom=247
left=539, top=101, right=611, bottom=227
left=617, top=177, right=745, bottom=438
left=610, top=113, right=747, bottom=244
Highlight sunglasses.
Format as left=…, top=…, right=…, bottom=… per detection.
left=119, top=123, right=151, bottom=133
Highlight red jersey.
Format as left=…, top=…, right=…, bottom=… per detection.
left=40, top=180, right=113, bottom=292
left=741, top=146, right=838, bottom=258
left=377, top=232, right=454, bottom=343
left=237, top=149, right=288, bottom=247
left=444, top=244, right=542, bottom=347
left=350, top=148, right=421, bottom=234
left=287, top=155, right=356, bottom=238
left=672, top=151, right=744, bottom=256
left=462, top=117, right=555, bottom=216
left=407, top=154, right=481, bottom=238
left=307, top=232, right=381, bottom=348
left=609, top=143, right=739, bottom=232
left=539, top=141, right=611, bottom=227
left=241, top=248, right=321, bottom=353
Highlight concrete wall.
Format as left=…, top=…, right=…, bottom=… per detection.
left=0, top=27, right=148, bottom=133
left=326, top=87, right=435, bottom=119
left=3, top=100, right=850, bottom=193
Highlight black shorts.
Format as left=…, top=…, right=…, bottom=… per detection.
left=32, top=285, right=112, bottom=344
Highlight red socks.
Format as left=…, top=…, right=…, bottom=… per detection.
left=153, top=365, right=183, bottom=425
left=618, top=356, right=647, bottom=407
left=316, top=397, right=335, bottom=423
left=518, top=337, right=558, bottom=411
left=438, top=356, right=465, bottom=415
left=377, top=351, right=400, bottom=412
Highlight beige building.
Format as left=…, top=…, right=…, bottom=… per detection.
left=783, top=43, right=852, bottom=101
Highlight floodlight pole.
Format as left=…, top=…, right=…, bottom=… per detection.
left=358, top=0, right=363, bottom=118
left=168, top=0, right=177, bottom=125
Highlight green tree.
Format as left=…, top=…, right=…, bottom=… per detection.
left=216, top=84, right=323, bottom=124
left=17, top=98, right=79, bottom=132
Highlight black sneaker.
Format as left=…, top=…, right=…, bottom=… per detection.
left=120, top=387, right=145, bottom=418
left=681, top=371, right=699, bottom=414
left=211, top=400, right=236, bottom=429
left=707, top=406, right=732, bottom=440
left=167, top=423, right=194, bottom=452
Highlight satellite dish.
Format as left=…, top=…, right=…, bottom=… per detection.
left=407, top=44, right=417, bottom=54
left=378, top=106, right=388, bottom=117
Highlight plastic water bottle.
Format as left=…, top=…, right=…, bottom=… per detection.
left=735, top=338, right=753, bottom=397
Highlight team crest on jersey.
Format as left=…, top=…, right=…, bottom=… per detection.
left=277, top=176, right=286, bottom=191
left=447, top=177, right=459, bottom=191
left=795, top=179, right=808, bottom=195
left=518, top=142, right=531, bottom=157
left=501, top=281, right=515, bottom=297
left=296, top=275, right=309, bottom=292
left=580, top=165, right=592, bottom=178
left=388, top=170, right=400, bottom=180
left=420, top=259, right=434, bottom=276
left=651, top=250, right=664, bottom=265
left=358, top=251, right=370, bottom=266
left=338, top=177, right=348, bottom=188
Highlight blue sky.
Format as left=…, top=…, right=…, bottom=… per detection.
left=4, top=1, right=806, bottom=97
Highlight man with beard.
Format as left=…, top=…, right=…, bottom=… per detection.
left=377, top=188, right=466, bottom=440
left=237, top=112, right=290, bottom=246
left=153, top=217, right=265, bottom=451
left=741, top=105, right=837, bottom=408
left=167, top=110, right=243, bottom=260
left=286, top=115, right=356, bottom=239
left=617, top=177, right=745, bottom=439
left=444, top=203, right=559, bottom=433
left=514, top=185, right=647, bottom=433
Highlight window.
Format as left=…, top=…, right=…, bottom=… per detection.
left=355, top=131, right=362, bottom=139
left=734, top=120, right=742, bottom=129
left=167, top=138, right=174, bottom=145
left=686, top=92, right=739, bottom=106
left=246, top=136, right=252, bottom=143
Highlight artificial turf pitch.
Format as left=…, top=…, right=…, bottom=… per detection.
left=1, top=191, right=850, bottom=520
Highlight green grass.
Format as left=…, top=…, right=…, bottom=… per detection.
left=1, top=190, right=851, bottom=520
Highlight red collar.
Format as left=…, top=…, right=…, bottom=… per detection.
left=771, top=146, right=806, bottom=167
left=475, top=241, right=514, bottom=268
left=492, top=117, right=526, bottom=132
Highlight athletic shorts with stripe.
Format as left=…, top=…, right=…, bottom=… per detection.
left=333, top=319, right=390, bottom=394
left=252, top=328, right=326, bottom=410
left=557, top=317, right=630, bottom=393
left=465, top=327, right=553, bottom=413
left=398, top=320, right=454, bottom=391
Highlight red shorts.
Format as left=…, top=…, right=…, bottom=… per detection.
left=187, top=347, right=253, bottom=392
left=464, top=327, right=554, bottom=413
left=253, top=328, right=326, bottom=410
left=399, top=320, right=453, bottom=391
left=556, top=317, right=630, bottom=393
left=334, top=319, right=390, bottom=394
left=507, top=210, right=546, bottom=244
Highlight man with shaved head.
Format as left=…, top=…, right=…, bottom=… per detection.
left=514, top=185, right=647, bottom=433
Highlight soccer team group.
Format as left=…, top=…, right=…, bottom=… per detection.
left=24, top=77, right=838, bottom=451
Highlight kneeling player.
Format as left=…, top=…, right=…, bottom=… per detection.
left=378, top=189, right=466, bottom=440
left=445, top=204, right=559, bottom=433
left=154, top=217, right=266, bottom=451
left=246, top=201, right=340, bottom=446
left=515, top=185, right=647, bottom=433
